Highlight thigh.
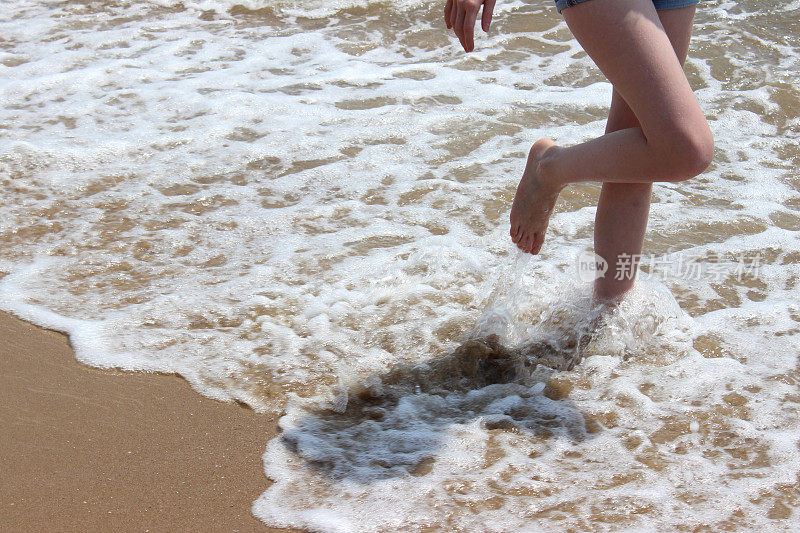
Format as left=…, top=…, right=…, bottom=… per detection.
left=599, top=4, right=696, bottom=222
left=563, top=0, right=703, bottom=142
left=606, top=4, right=695, bottom=134
left=657, top=4, right=696, bottom=64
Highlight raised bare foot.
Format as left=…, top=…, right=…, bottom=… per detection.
left=510, top=138, right=562, bottom=254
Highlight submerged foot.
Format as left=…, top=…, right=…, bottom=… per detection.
left=510, top=138, right=562, bottom=254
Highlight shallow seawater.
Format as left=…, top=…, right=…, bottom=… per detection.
left=1, top=0, right=799, bottom=531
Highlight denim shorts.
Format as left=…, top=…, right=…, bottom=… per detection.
left=555, top=0, right=699, bottom=14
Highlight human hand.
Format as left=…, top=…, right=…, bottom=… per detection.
left=444, top=0, right=496, bottom=53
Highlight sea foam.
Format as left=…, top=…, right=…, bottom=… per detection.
left=1, top=0, right=799, bottom=530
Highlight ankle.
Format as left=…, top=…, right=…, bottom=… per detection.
left=592, top=281, right=633, bottom=304
left=536, top=147, right=566, bottom=191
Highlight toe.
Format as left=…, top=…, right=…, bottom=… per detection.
left=530, top=235, right=541, bottom=255
left=521, top=233, right=533, bottom=253
left=531, top=233, right=545, bottom=255
left=515, top=231, right=527, bottom=251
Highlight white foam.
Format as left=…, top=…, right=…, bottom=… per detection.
left=1, top=0, right=799, bottom=530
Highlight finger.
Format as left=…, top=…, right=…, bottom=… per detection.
left=454, top=4, right=466, bottom=50
left=481, top=0, right=496, bottom=32
left=444, top=0, right=453, bottom=28
left=450, top=1, right=459, bottom=40
left=463, top=4, right=478, bottom=52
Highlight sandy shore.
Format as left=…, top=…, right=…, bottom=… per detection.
left=0, top=311, right=302, bottom=532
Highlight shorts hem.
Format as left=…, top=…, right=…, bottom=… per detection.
left=555, top=0, right=700, bottom=14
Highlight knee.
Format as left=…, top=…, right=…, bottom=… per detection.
left=678, top=127, right=714, bottom=180
left=660, top=122, right=715, bottom=182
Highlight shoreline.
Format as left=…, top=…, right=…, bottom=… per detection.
left=0, top=311, right=301, bottom=532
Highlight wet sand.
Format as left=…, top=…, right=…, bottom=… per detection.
left=0, top=311, right=301, bottom=532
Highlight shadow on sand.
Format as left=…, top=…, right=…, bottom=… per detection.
left=279, top=332, right=601, bottom=482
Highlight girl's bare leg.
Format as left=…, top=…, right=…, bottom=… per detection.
left=593, top=5, right=697, bottom=301
left=510, top=0, right=712, bottom=259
